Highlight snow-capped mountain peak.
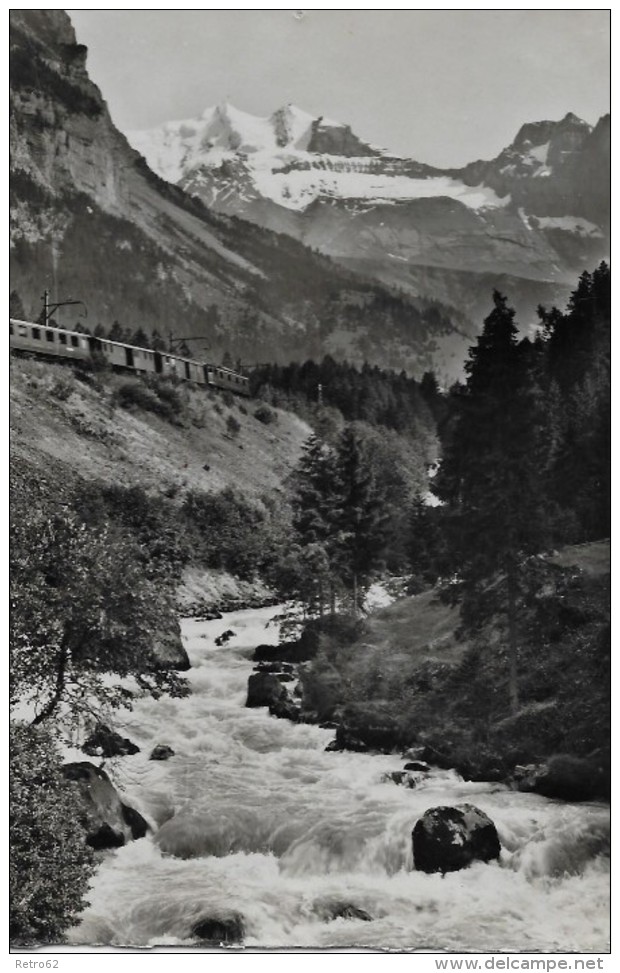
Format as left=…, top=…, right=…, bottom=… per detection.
left=128, top=102, right=507, bottom=212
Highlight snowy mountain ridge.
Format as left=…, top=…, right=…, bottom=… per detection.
left=129, top=101, right=507, bottom=212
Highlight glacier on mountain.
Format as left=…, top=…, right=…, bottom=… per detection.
left=128, top=101, right=508, bottom=212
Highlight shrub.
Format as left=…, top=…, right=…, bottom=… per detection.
left=50, top=374, right=75, bottom=401
left=222, top=390, right=234, bottom=408
left=113, top=377, right=184, bottom=423
left=254, top=404, right=277, bottom=425
left=10, top=722, right=95, bottom=945
left=226, top=414, right=241, bottom=437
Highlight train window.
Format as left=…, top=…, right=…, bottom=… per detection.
left=18, top=325, right=28, bottom=337
left=46, top=330, right=54, bottom=342
left=184, top=361, right=190, bottom=380
left=9, top=323, right=13, bottom=335
left=58, top=333, right=67, bottom=345
left=32, top=327, right=40, bottom=340
left=71, top=335, right=79, bottom=347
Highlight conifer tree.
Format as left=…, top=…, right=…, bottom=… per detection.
left=291, top=435, right=342, bottom=616
left=334, top=426, right=389, bottom=613
left=433, top=292, right=549, bottom=714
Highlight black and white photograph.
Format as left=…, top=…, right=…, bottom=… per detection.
left=9, top=5, right=610, bottom=956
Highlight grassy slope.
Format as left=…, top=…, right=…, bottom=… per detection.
left=302, top=540, right=609, bottom=774
left=10, top=356, right=313, bottom=609
left=10, top=357, right=311, bottom=499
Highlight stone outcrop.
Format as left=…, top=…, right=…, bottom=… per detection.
left=149, top=745, right=175, bottom=761
left=82, top=724, right=140, bottom=758
left=246, top=671, right=301, bottom=722
left=62, top=761, right=149, bottom=849
left=412, top=804, right=501, bottom=873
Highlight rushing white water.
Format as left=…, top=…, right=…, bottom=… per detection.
left=68, top=607, right=610, bottom=951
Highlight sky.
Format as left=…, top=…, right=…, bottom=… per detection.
left=68, top=8, right=610, bottom=168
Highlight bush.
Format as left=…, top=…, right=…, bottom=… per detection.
left=226, top=414, right=241, bottom=437
left=10, top=722, right=95, bottom=945
left=113, top=377, right=184, bottom=423
left=254, top=404, right=277, bottom=425
left=222, top=390, right=234, bottom=408
left=50, top=374, right=75, bottom=401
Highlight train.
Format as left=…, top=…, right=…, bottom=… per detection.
left=9, top=318, right=251, bottom=396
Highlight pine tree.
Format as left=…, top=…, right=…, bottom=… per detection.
left=151, top=329, right=167, bottom=352
left=334, top=426, right=390, bottom=613
left=9, top=289, right=26, bottom=319
left=433, top=292, right=549, bottom=714
left=291, top=435, right=342, bottom=616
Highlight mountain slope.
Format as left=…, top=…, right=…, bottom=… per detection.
left=10, top=10, right=475, bottom=380
left=130, top=102, right=609, bottom=328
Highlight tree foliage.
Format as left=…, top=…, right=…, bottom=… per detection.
left=10, top=722, right=95, bottom=944
left=10, top=504, right=188, bottom=729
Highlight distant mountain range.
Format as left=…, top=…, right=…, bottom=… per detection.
left=10, top=10, right=609, bottom=381
left=131, top=102, right=610, bottom=327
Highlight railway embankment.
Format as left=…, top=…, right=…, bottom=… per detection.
left=10, top=355, right=310, bottom=670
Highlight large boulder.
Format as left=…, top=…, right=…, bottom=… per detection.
left=149, top=744, right=175, bottom=761
left=191, top=912, right=245, bottom=945
left=412, top=804, right=501, bottom=873
left=246, top=672, right=286, bottom=708
left=151, top=616, right=191, bottom=671
left=269, top=696, right=301, bottom=722
left=82, top=723, right=140, bottom=758
left=62, top=762, right=149, bottom=850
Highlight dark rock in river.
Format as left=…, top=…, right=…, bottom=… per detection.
left=325, top=726, right=369, bottom=753
left=412, top=804, right=501, bottom=873
left=382, top=770, right=417, bottom=788
left=149, top=744, right=175, bottom=761
left=150, top=616, right=191, bottom=671
left=253, top=627, right=319, bottom=663
left=191, top=912, right=245, bottom=945
left=82, top=723, right=140, bottom=758
left=246, top=671, right=287, bottom=708
left=215, top=629, right=236, bottom=646
left=62, top=761, right=149, bottom=849
left=318, top=902, right=373, bottom=922
left=513, top=754, right=607, bottom=802
left=269, top=696, right=301, bottom=722
left=403, top=761, right=431, bottom=773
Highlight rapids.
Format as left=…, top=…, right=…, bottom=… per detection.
left=68, top=607, right=610, bottom=951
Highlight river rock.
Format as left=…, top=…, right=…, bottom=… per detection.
left=191, top=912, right=245, bottom=945
left=412, top=804, right=501, bottom=873
left=269, top=696, right=301, bottom=722
left=150, top=616, right=191, bottom=671
left=62, top=761, right=149, bottom=849
left=382, top=770, right=417, bottom=788
left=82, top=723, right=140, bottom=758
left=317, top=901, right=373, bottom=922
left=215, top=629, right=236, bottom=646
left=404, top=761, right=431, bottom=773
left=325, top=726, right=369, bottom=753
left=149, top=745, right=175, bottom=761
left=246, top=672, right=286, bottom=708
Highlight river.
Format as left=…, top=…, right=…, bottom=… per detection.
left=68, top=606, right=610, bottom=951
